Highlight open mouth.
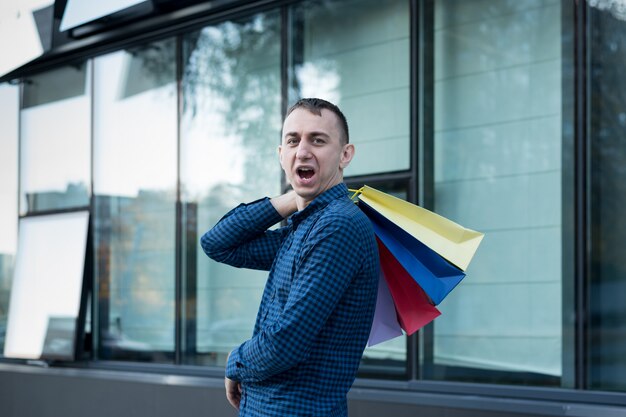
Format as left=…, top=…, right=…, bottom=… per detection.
left=297, top=167, right=315, bottom=180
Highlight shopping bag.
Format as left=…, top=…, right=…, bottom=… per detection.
left=358, top=185, right=483, bottom=271
left=367, top=270, right=403, bottom=347
left=377, top=237, right=441, bottom=335
left=362, top=201, right=466, bottom=305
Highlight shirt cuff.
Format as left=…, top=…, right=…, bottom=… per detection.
left=224, top=197, right=284, bottom=229
left=226, top=346, right=243, bottom=381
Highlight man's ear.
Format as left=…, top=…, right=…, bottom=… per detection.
left=339, top=143, right=355, bottom=169
left=278, top=145, right=284, bottom=167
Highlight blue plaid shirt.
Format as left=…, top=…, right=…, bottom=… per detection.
left=201, top=183, right=379, bottom=416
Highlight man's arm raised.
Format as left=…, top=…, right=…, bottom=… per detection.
left=201, top=193, right=293, bottom=271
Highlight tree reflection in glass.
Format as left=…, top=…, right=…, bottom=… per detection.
left=588, top=2, right=626, bottom=392
left=180, top=11, right=282, bottom=365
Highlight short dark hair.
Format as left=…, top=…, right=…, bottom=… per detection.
left=286, top=98, right=350, bottom=144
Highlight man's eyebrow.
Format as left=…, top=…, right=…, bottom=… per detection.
left=309, top=131, right=330, bottom=138
left=283, top=131, right=330, bottom=138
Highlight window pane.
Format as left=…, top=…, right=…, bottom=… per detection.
left=289, top=0, right=410, bottom=176
left=180, top=11, right=282, bottom=366
left=588, top=3, right=626, bottom=392
left=4, top=212, right=88, bottom=360
left=20, top=63, right=91, bottom=214
left=423, top=0, right=571, bottom=385
left=0, top=83, right=19, bottom=355
left=93, top=39, right=177, bottom=362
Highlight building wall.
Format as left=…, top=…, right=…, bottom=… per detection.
left=3, top=363, right=626, bottom=417
left=3, top=0, right=626, bottom=415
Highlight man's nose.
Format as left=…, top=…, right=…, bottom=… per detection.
left=296, top=142, right=312, bottom=159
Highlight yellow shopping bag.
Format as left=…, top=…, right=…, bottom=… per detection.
left=357, top=185, right=484, bottom=271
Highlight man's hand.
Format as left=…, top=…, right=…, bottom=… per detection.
left=225, top=376, right=242, bottom=410
left=270, top=190, right=299, bottom=218
left=225, top=350, right=242, bottom=410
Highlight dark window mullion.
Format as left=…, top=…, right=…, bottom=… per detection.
left=560, top=0, right=577, bottom=390
left=415, top=0, right=435, bottom=382
left=574, top=0, right=589, bottom=391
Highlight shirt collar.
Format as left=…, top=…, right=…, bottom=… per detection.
left=288, top=183, right=349, bottom=229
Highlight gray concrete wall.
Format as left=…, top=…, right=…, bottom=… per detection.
left=2, top=364, right=626, bottom=417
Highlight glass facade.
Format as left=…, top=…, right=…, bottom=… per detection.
left=290, top=0, right=410, bottom=177
left=423, top=0, right=570, bottom=386
left=2, top=0, right=626, bottom=406
left=93, top=39, right=178, bottom=361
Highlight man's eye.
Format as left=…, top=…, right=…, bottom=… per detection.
left=286, top=138, right=298, bottom=145
left=313, top=138, right=325, bottom=144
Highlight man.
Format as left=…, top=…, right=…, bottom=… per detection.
left=201, top=98, right=379, bottom=416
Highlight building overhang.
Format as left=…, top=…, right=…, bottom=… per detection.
left=0, top=0, right=245, bottom=83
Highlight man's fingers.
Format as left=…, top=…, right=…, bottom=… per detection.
left=226, top=390, right=240, bottom=410
left=225, top=378, right=241, bottom=410
left=226, top=388, right=240, bottom=410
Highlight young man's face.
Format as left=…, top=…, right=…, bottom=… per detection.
left=279, top=108, right=354, bottom=209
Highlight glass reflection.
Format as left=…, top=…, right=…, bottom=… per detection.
left=424, top=0, right=568, bottom=386
left=93, top=38, right=177, bottom=362
left=19, top=63, right=91, bottom=214
left=4, top=211, right=88, bottom=360
left=181, top=12, right=282, bottom=365
left=0, top=83, right=19, bottom=355
left=290, top=0, right=410, bottom=176
left=588, top=3, right=626, bottom=392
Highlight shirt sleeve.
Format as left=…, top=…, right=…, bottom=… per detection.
left=200, top=197, right=287, bottom=271
left=226, top=214, right=367, bottom=383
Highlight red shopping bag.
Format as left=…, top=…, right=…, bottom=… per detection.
left=377, top=238, right=441, bottom=335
